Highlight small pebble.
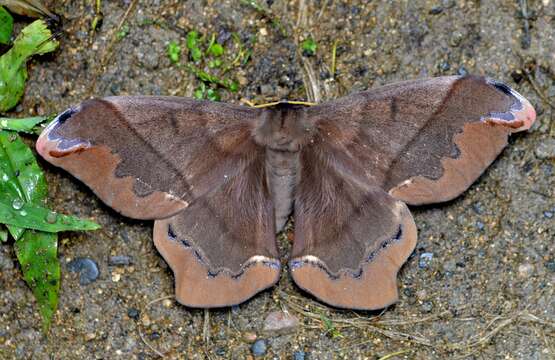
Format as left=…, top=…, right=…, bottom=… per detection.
left=419, top=252, right=434, bottom=269
left=475, top=221, right=485, bottom=230
left=472, top=202, right=485, bottom=214
left=243, top=332, right=257, bottom=343
left=518, top=263, right=534, bottom=278
left=543, top=211, right=553, bottom=219
left=293, top=351, right=306, bottom=360
left=421, top=301, right=433, bottom=313
left=438, top=60, right=450, bottom=72
left=148, top=332, right=161, bottom=341
left=535, top=139, right=555, bottom=160
left=262, top=311, right=299, bottom=335
left=544, top=259, right=555, bottom=272
left=457, top=66, right=468, bottom=76
left=429, top=5, right=443, bottom=14
left=108, top=255, right=132, bottom=266
left=251, top=339, right=267, bottom=357
left=0, top=252, right=14, bottom=271
left=127, top=308, right=140, bottom=320
left=67, top=258, right=100, bottom=285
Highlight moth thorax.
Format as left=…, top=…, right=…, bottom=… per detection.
left=254, top=105, right=313, bottom=152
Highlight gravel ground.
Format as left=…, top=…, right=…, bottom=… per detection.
left=1, top=0, right=554, bottom=359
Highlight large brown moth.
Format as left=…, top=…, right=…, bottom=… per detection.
left=36, top=76, right=536, bottom=310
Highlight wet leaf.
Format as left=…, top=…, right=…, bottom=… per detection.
left=0, top=130, right=47, bottom=240
left=0, top=6, right=13, bottom=45
left=0, top=197, right=101, bottom=232
left=0, top=129, right=99, bottom=331
left=0, top=19, right=59, bottom=112
left=14, top=230, right=59, bottom=331
left=0, top=116, right=49, bottom=133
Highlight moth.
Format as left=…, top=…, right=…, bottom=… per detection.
left=36, top=76, right=536, bottom=309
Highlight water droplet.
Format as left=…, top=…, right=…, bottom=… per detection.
left=0, top=120, right=7, bottom=127
left=2, top=174, right=8, bottom=181
left=45, top=212, right=57, bottom=224
left=12, top=198, right=24, bottom=210
left=19, top=210, right=27, bottom=217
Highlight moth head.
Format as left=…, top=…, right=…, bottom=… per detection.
left=253, top=102, right=315, bottom=151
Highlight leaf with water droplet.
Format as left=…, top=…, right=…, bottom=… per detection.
left=14, top=230, right=59, bottom=332
left=0, top=129, right=98, bottom=332
left=0, top=198, right=101, bottom=232
left=45, top=211, right=57, bottom=224
left=12, top=197, right=24, bottom=209
left=0, top=116, right=51, bottom=134
left=0, top=130, right=47, bottom=239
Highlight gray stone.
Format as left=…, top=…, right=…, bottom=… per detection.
left=535, top=139, right=555, bottom=160
left=251, top=339, right=267, bottom=357
left=262, top=311, right=299, bottom=335
left=67, top=258, right=100, bottom=285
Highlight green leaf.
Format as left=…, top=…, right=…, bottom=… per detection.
left=0, top=129, right=55, bottom=330
left=0, top=130, right=99, bottom=331
left=206, top=88, right=220, bottom=102
left=0, top=116, right=49, bottom=134
left=167, top=41, right=181, bottom=64
left=190, top=47, right=202, bottom=62
left=320, top=313, right=343, bottom=339
left=0, top=226, right=7, bottom=242
left=208, top=43, right=224, bottom=57
left=301, top=37, right=317, bottom=56
left=227, top=80, right=239, bottom=93
left=0, top=6, right=13, bottom=45
left=116, top=24, right=129, bottom=40
left=0, top=130, right=47, bottom=240
left=0, top=19, right=59, bottom=112
left=0, top=198, right=101, bottom=232
left=186, top=31, right=199, bottom=50
left=208, top=59, right=222, bottom=68
left=14, top=230, right=59, bottom=331
left=193, top=83, right=206, bottom=99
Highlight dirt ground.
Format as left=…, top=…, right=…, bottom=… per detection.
left=0, top=0, right=554, bottom=359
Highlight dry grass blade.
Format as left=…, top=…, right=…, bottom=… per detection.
left=137, top=295, right=174, bottom=358
left=280, top=290, right=555, bottom=354
left=377, top=349, right=412, bottom=360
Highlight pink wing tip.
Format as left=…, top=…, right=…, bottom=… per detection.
left=484, top=79, right=537, bottom=132
left=511, top=93, right=536, bottom=132
left=36, top=107, right=91, bottom=160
